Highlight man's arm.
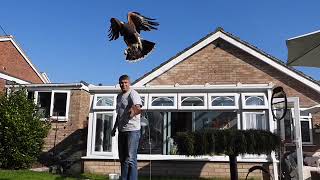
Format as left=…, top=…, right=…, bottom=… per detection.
left=129, top=105, right=142, bottom=118
left=129, top=90, right=142, bottom=118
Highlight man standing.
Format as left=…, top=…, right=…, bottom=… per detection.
left=111, top=74, right=142, bottom=180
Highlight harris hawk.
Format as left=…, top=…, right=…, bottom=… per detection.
left=108, top=12, right=159, bottom=61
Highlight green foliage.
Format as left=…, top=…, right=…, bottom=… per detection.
left=175, top=129, right=280, bottom=156
left=0, top=88, right=51, bottom=169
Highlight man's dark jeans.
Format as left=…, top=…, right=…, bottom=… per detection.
left=118, top=130, right=140, bottom=180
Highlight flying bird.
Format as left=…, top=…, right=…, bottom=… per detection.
left=108, top=12, right=159, bottom=61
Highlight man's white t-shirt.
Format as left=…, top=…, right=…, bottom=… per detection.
left=116, top=88, right=142, bottom=132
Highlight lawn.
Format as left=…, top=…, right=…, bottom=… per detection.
left=0, top=170, right=256, bottom=180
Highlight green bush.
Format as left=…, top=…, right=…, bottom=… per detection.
left=0, top=88, right=50, bottom=169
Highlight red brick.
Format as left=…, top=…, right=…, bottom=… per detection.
left=0, top=40, right=43, bottom=83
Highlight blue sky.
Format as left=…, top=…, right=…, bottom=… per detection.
left=1, top=1, right=319, bottom=85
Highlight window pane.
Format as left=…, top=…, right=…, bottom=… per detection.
left=283, top=110, right=294, bottom=143
left=95, top=113, right=112, bottom=152
left=245, top=113, right=267, bottom=130
left=139, top=112, right=164, bottom=154
left=37, top=92, right=51, bottom=118
left=212, top=96, right=235, bottom=106
left=27, top=91, right=34, bottom=101
left=152, top=97, right=174, bottom=106
left=245, top=96, right=265, bottom=106
left=53, top=93, right=67, bottom=117
left=181, top=96, right=204, bottom=106
left=96, top=96, right=114, bottom=107
left=300, top=111, right=310, bottom=117
left=171, top=112, right=193, bottom=136
left=194, top=111, right=237, bottom=130
left=301, top=121, right=311, bottom=143
left=141, top=96, right=145, bottom=107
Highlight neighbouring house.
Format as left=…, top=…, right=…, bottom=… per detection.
left=0, top=35, right=49, bottom=92
left=9, top=28, right=320, bottom=179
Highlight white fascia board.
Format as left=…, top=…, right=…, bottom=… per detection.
left=5, top=83, right=89, bottom=91
left=219, top=33, right=320, bottom=93
left=0, top=72, right=30, bottom=84
left=0, top=38, right=47, bottom=83
left=0, top=37, right=12, bottom=42
left=287, top=30, right=320, bottom=41
left=134, top=31, right=320, bottom=93
left=88, top=84, right=273, bottom=93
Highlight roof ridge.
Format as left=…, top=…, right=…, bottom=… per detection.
left=133, top=27, right=320, bottom=88
left=218, top=30, right=320, bottom=86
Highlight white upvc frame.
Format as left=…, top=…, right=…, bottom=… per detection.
left=148, top=93, right=177, bottom=110
left=241, top=93, right=268, bottom=109
left=208, top=93, right=239, bottom=109
left=51, top=90, right=71, bottom=120
left=93, top=94, right=117, bottom=110
left=178, top=93, right=207, bottom=110
left=242, top=110, right=268, bottom=159
left=35, top=90, right=71, bottom=121
left=242, top=111, right=268, bottom=130
left=139, top=94, right=148, bottom=109
left=91, top=111, right=116, bottom=156
left=294, top=108, right=313, bottom=145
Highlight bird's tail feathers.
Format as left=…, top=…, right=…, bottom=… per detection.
left=125, top=40, right=155, bottom=62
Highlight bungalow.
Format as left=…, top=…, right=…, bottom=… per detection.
left=0, top=35, right=49, bottom=92
left=12, top=28, right=320, bottom=179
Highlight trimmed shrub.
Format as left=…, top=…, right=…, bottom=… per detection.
left=175, top=129, right=280, bottom=156
left=0, top=88, right=50, bottom=169
left=175, top=129, right=280, bottom=180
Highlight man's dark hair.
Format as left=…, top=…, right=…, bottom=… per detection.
left=119, top=74, right=130, bottom=82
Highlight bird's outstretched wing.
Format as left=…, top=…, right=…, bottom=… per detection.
left=108, top=18, right=122, bottom=41
left=127, top=12, right=159, bottom=33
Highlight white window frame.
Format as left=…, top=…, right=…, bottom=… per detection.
left=297, top=109, right=313, bottom=145
left=35, top=90, right=71, bottom=121
left=208, top=93, right=239, bottom=109
left=178, top=93, right=207, bottom=110
left=140, top=94, right=148, bottom=110
left=241, top=93, right=268, bottom=109
left=148, top=93, right=177, bottom=110
left=93, top=94, right=117, bottom=110
left=242, top=111, right=268, bottom=130
left=91, top=111, right=116, bottom=156
left=242, top=110, right=268, bottom=159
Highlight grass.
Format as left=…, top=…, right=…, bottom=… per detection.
left=0, top=170, right=257, bottom=180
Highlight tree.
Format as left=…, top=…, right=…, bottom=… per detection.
left=175, top=129, right=280, bottom=180
left=0, top=88, right=50, bottom=169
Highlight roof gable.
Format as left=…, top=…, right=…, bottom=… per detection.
left=133, top=28, right=320, bottom=94
left=0, top=36, right=48, bottom=83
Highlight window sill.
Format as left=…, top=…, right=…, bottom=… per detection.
left=40, top=117, right=68, bottom=122
left=284, top=143, right=315, bottom=146
left=82, top=154, right=272, bottom=162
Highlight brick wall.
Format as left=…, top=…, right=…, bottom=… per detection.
left=0, top=41, right=43, bottom=83
left=43, top=89, right=90, bottom=151
left=0, top=78, right=5, bottom=93
left=84, top=160, right=273, bottom=179
left=147, top=40, right=320, bottom=152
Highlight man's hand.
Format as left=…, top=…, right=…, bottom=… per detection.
left=111, top=128, right=116, bottom=137
left=128, top=105, right=141, bottom=118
